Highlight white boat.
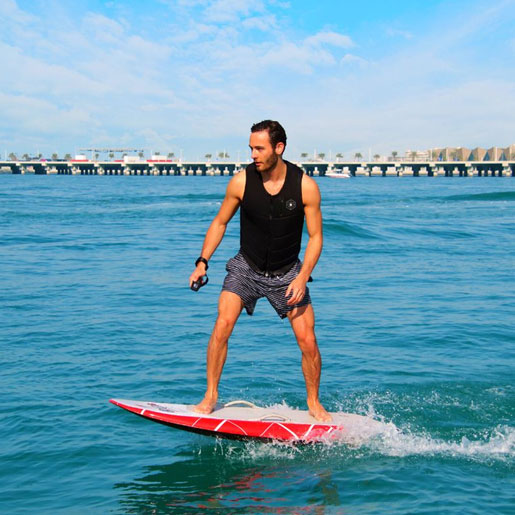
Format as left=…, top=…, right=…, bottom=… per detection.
left=325, top=170, right=350, bottom=178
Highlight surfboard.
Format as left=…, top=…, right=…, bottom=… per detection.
left=110, top=398, right=383, bottom=444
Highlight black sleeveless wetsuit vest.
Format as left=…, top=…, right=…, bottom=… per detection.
left=240, top=161, right=304, bottom=274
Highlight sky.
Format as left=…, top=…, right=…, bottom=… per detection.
left=1, top=0, right=514, bottom=160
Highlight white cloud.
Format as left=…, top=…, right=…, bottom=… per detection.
left=175, top=0, right=209, bottom=6
left=340, top=53, right=369, bottom=67
left=386, top=28, right=413, bottom=40
left=0, top=0, right=34, bottom=24
left=305, top=31, right=354, bottom=48
left=241, top=14, right=278, bottom=31
left=168, top=22, right=218, bottom=44
left=260, top=41, right=337, bottom=73
left=172, top=26, right=355, bottom=75
left=83, top=12, right=125, bottom=38
left=0, top=92, right=96, bottom=135
left=0, top=41, right=108, bottom=97
left=203, top=0, right=265, bottom=22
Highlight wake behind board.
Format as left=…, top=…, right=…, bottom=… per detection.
left=110, top=399, right=383, bottom=444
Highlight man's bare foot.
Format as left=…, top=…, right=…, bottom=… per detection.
left=308, top=400, right=332, bottom=422
left=193, top=396, right=217, bottom=414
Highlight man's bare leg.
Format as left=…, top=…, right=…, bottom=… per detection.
left=194, top=291, right=244, bottom=414
left=287, top=304, right=332, bottom=422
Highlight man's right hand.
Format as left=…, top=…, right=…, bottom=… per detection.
left=189, top=262, right=207, bottom=289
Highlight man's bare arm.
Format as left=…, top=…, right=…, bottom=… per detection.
left=285, top=175, right=323, bottom=305
left=189, top=172, right=245, bottom=286
left=299, top=174, right=323, bottom=279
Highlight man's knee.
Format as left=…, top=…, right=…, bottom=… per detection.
left=215, top=314, right=237, bottom=333
left=297, top=333, right=319, bottom=356
left=212, top=308, right=240, bottom=341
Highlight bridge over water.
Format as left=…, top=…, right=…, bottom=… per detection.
left=1, top=160, right=514, bottom=177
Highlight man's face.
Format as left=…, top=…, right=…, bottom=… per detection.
left=249, top=130, right=284, bottom=173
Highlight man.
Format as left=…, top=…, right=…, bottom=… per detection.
left=189, top=120, right=331, bottom=422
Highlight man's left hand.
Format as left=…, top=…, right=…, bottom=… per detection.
left=285, top=275, right=308, bottom=306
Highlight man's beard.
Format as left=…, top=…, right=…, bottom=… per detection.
left=259, top=153, right=279, bottom=174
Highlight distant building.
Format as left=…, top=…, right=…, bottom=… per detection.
left=470, top=147, right=486, bottom=161
left=485, top=147, right=501, bottom=161
left=455, top=147, right=471, bottom=161
left=427, top=144, right=514, bottom=162
left=150, top=155, right=171, bottom=162
left=432, top=148, right=453, bottom=161
left=123, top=156, right=141, bottom=164
left=404, top=149, right=430, bottom=161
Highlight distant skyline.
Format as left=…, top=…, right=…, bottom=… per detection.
left=1, top=0, right=514, bottom=160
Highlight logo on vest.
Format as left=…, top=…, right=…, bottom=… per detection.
left=285, top=199, right=296, bottom=211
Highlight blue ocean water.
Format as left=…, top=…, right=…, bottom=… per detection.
left=0, top=175, right=513, bottom=514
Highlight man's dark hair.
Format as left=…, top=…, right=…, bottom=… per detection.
left=251, top=120, right=287, bottom=149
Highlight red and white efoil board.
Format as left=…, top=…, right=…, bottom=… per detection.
left=110, top=399, right=383, bottom=444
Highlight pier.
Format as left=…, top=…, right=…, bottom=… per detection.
left=0, top=160, right=513, bottom=177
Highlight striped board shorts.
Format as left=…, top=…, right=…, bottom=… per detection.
left=222, top=252, right=311, bottom=319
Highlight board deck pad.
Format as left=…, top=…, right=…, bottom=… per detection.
left=110, top=399, right=384, bottom=444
